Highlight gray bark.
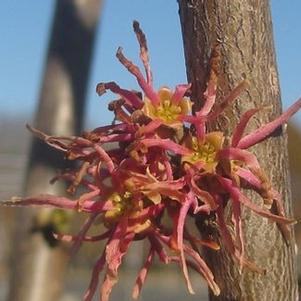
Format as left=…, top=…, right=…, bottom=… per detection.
left=178, top=1, right=298, bottom=300
left=7, top=1, right=102, bottom=300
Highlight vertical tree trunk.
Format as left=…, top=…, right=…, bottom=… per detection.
left=8, top=1, right=102, bottom=301
left=178, top=1, right=298, bottom=300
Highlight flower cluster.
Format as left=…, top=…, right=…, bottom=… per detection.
left=4, top=21, right=301, bottom=301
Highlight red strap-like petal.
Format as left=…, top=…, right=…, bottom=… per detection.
left=171, top=83, right=191, bottom=105
left=231, top=108, right=260, bottom=147
left=237, top=97, right=301, bottom=149
left=132, top=248, right=155, bottom=299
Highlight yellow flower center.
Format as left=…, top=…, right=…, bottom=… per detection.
left=182, top=132, right=224, bottom=172
left=154, top=98, right=182, bottom=122
left=142, top=87, right=191, bottom=125
left=190, top=137, right=216, bottom=163
left=105, top=191, right=134, bottom=221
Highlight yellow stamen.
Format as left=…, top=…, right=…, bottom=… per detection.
left=142, top=87, right=191, bottom=125
left=182, top=132, right=224, bottom=172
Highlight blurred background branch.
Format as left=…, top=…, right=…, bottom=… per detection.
left=7, top=1, right=102, bottom=300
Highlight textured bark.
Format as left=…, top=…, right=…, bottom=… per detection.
left=178, top=1, right=298, bottom=300
left=7, top=1, right=102, bottom=301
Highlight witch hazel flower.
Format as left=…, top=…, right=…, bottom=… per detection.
left=3, top=21, right=301, bottom=301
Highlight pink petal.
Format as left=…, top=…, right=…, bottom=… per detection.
left=217, top=176, right=294, bottom=224
left=101, top=219, right=134, bottom=301
left=98, top=133, right=133, bottom=143
left=177, top=194, right=195, bottom=294
left=132, top=248, right=155, bottom=299
left=143, top=187, right=184, bottom=203
left=142, top=178, right=185, bottom=191
left=189, top=177, right=217, bottom=210
left=208, top=81, right=248, bottom=120
left=216, top=204, right=235, bottom=254
left=271, top=189, right=292, bottom=242
left=129, top=203, right=164, bottom=224
left=53, top=229, right=112, bottom=242
left=171, top=83, right=191, bottom=105
left=195, top=123, right=206, bottom=140
left=3, top=195, right=80, bottom=210
left=141, top=138, right=192, bottom=155
left=183, top=245, right=220, bottom=296
left=218, top=147, right=260, bottom=170
left=4, top=194, right=114, bottom=214
left=161, top=155, right=173, bottom=180
left=232, top=199, right=244, bottom=269
left=96, top=81, right=143, bottom=109
left=168, top=255, right=220, bottom=294
left=105, top=219, right=133, bottom=275
left=133, top=21, right=153, bottom=85
left=215, top=199, right=264, bottom=272
left=231, top=108, right=260, bottom=147
left=148, top=234, right=169, bottom=264
left=137, top=119, right=162, bottom=136
left=70, top=212, right=98, bottom=256
left=92, top=123, right=136, bottom=135
left=26, top=124, right=70, bottom=152
left=116, top=47, right=160, bottom=106
left=180, top=115, right=206, bottom=124
left=83, top=250, right=106, bottom=301
left=93, top=144, right=115, bottom=173
left=235, top=167, right=262, bottom=189
left=197, top=79, right=217, bottom=116
left=237, top=97, right=301, bottom=149
left=178, top=115, right=206, bottom=140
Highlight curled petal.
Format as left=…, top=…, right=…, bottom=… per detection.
left=93, top=144, right=115, bottom=173
left=133, top=20, right=153, bottom=85
left=116, top=47, right=159, bottom=105
left=108, top=100, right=132, bottom=123
left=171, top=83, right=191, bottom=105
left=26, top=124, right=71, bottom=152
left=96, top=81, right=143, bottom=109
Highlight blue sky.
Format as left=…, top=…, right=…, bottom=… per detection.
left=0, top=1, right=300, bottom=127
